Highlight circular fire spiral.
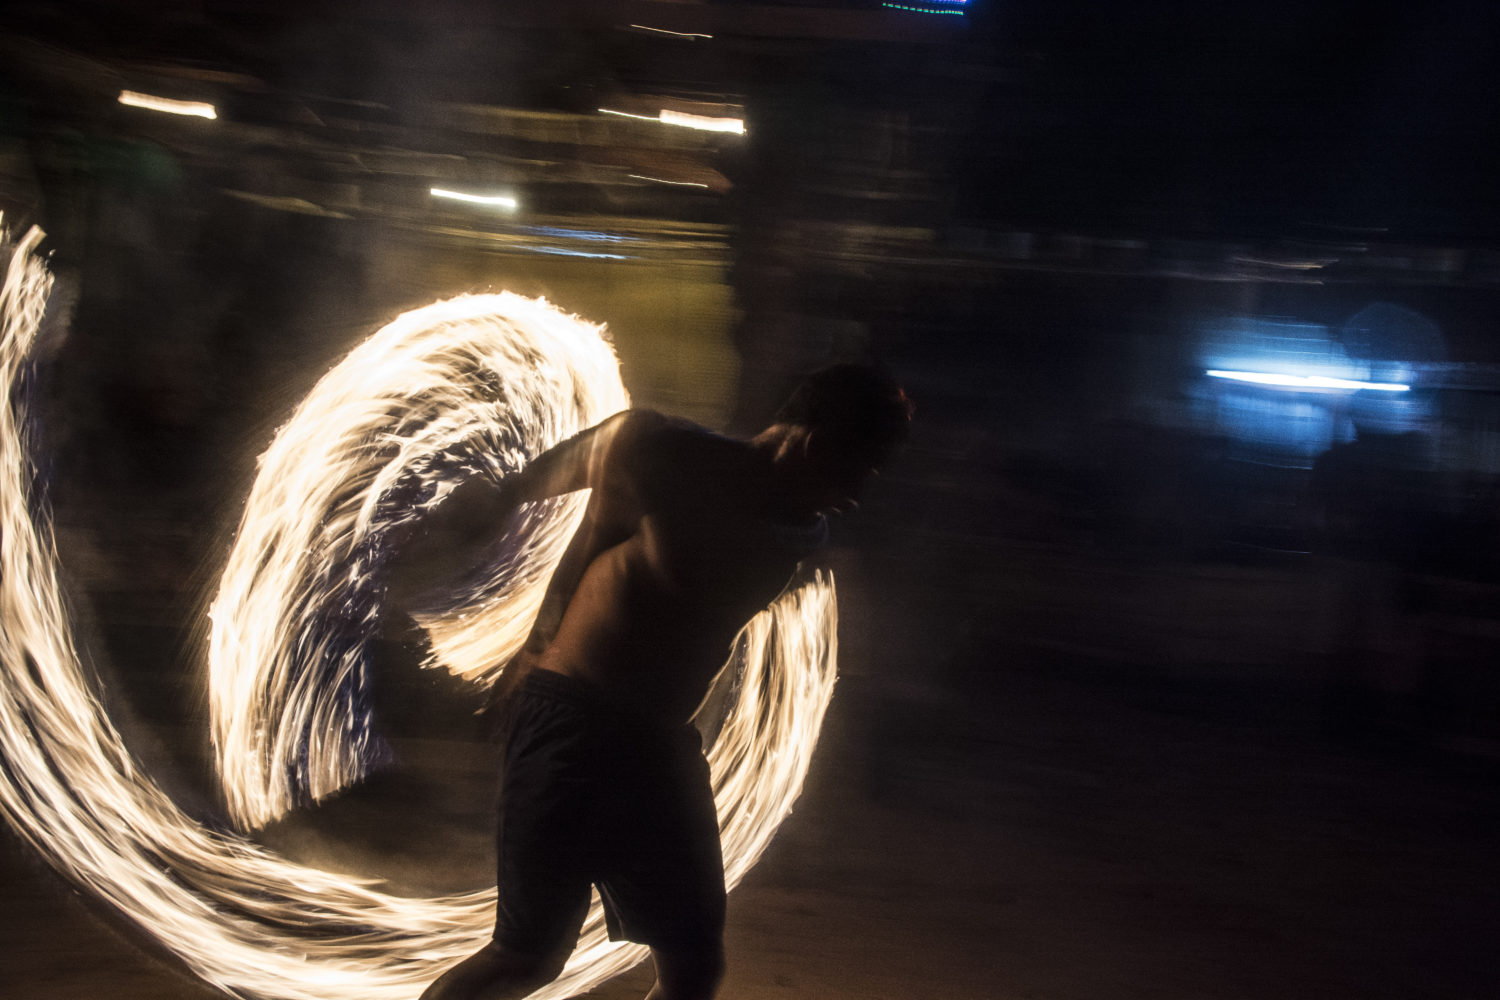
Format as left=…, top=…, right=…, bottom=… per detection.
left=0, top=226, right=838, bottom=1000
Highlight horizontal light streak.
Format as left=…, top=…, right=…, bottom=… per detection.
left=658, top=110, right=745, bottom=134
left=628, top=24, right=712, bottom=39
left=118, top=90, right=217, bottom=119
left=525, top=226, right=641, bottom=244
left=1230, top=255, right=1334, bottom=270
left=429, top=188, right=518, bottom=209
left=629, top=174, right=711, bottom=189
left=600, top=108, right=746, bottom=135
left=1206, top=369, right=1410, bottom=392
left=526, top=247, right=629, bottom=260
left=882, top=2, right=968, bottom=13
left=599, top=108, right=657, bottom=123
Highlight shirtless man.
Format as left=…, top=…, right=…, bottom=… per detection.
left=405, top=365, right=911, bottom=1000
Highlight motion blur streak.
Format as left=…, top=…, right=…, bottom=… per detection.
left=657, top=110, right=745, bottom=134
left=881, top=3, right=968, bottom=15
left=629, top=175, right=711, bottom=188
left=429, top=188, right=519, bottom=210
left=0, top=226, right=840, bottom=1000
left=1205, top=369, right=1411, bottom=392
left=117, top=90, right=218, bottom=119
left=627, top=25, right=712, bottom=40
left=599, top=108, right=659, bottom=122
left=598, top=108, right=746, bottom=134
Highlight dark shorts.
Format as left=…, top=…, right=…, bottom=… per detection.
left=493, top=669, right=726, bottom=955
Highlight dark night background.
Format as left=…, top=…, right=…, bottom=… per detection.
left=2, top=2, right=1499, bottom=998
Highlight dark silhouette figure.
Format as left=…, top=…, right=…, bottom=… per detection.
left=393, top=366, right=911, bottom=1000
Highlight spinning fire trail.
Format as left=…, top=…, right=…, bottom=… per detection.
left=0, top=225, right=839, bottom=1000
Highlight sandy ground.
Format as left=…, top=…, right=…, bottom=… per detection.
left=5, top=653, right=1498, bottom=1000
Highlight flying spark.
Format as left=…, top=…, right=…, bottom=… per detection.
left=0, top=225, right=839, bottom=1000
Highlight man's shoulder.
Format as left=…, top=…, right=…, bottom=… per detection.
left=609, top=410, right=751, bottom=494
left=613, top=408, right=708, bottom=433
left=613, top=410, right=739, bottom=457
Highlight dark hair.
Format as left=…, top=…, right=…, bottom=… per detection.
left=776, top=364, right=913, bottom=467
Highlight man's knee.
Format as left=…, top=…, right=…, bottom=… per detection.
left=650, top=942, right=725, bottom=1000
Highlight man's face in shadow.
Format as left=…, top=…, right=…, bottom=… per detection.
left=796, top=431, right=885, bottom=517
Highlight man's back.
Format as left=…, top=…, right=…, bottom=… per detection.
left=417, top=364, right=908, bottom=1000
left=523, top=411, right=824, bottom=725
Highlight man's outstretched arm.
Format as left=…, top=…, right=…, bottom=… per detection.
left=383, top=411, right=631, bottom=607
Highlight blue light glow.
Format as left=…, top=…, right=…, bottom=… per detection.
left=526, top=246, right=630, bottom=260
left=1206, top=370, right=1411, bottom=393
left=524, top=226, right=643, bottom=244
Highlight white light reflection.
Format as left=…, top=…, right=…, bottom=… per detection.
left=430, top=188, right=519, bottom=210
left=118, top=90, right=217, bottom=119
left=1206, top=369, right=1411, bottom=392
left=0, top=226, right=840, bottom=1000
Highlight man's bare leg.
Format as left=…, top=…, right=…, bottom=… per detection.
left=418, top=941, right=568, bottom=1000
left=643, top=944, right=725, bottom=1000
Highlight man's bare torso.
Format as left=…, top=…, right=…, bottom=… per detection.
left=513, top=411, right=823, bottom=725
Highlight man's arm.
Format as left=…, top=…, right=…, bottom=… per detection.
left=383, top=412, right=631, bottom=607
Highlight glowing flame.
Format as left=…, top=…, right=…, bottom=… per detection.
left=0, top=224, right=839, bottom=1000
left=209, top=291, right=630, bottom=828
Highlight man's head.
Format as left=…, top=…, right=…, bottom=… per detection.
left=767, top=364, right=912, bottom=515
